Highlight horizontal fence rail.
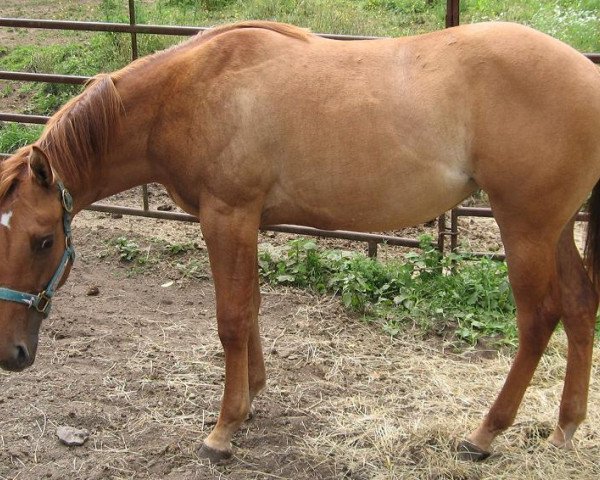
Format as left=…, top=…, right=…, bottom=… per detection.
left=0, top=17, right=379, bottom=41
left=1, top=0, right=597, bottom=259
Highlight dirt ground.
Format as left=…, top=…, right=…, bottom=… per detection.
left=1, top=208, right=600, bottom=480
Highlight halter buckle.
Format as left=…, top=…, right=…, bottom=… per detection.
left=35, top=291, right=52, bottom=315
left=61, top=188, right=74, bottom=213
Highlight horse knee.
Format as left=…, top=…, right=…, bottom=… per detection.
left=560, top=257, right=598, bottom=324
left=517, top=316, right=559, bottom=357
left=217, top=311, right=252, bottom=348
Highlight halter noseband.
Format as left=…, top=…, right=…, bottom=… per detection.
left=0, top=181, right=75, bottom=318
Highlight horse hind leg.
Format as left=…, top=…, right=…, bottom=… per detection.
left=548, top=221, right=598, bottom=448
left=459, top=220, right=563, bottom=460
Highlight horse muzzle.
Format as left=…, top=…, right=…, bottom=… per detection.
left=0, top=338, right=37, bottom=371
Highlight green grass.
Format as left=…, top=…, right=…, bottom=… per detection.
left=462, top=0, right=600, bottom=51
left=258, top=237, right=600, bottom=347
left=129, top=0, right=446, bottom=36
left=259, top=237, right=518, bottom=346
left=0, top=123, right=44, bottom=153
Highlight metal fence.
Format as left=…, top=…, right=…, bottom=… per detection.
left=1, top=0, right=598, bottom=259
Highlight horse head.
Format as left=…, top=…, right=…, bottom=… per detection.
left=0, top=146, right=74, bottom=371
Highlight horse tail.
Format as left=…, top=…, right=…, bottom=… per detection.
left=584, top=181, right=600, bottom=292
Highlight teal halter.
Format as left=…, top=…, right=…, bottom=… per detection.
left=0, top=181, right=75, bottom=318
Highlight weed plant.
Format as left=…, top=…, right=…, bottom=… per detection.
left=259, top=237, right=518, bottom=346
left=108, top=235, right=208, bottom=279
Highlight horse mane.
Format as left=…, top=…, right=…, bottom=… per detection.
left=39, top=74, right=123, bottom=182
left=0, top=74, right=123, bottom=201
left=0, top=73, right=123, bottom=202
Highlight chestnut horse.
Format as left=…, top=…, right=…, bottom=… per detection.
left=1, top=21, right=600, bottom=462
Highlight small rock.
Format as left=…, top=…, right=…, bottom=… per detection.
left=110, top=213, right=123, bottom=219
left=56, top=426, right=89, bottom=446
left=86, top=286, right=100, bottom=296
left=157, top=204, right=173, bottom=211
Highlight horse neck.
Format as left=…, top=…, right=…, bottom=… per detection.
left=67, top=73, right=165, bottom=214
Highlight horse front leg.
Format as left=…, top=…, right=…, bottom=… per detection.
left=197, top=200, right=262, bottom=462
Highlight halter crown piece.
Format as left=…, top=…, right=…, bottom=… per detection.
left=0, top=181, right=75, bottom=318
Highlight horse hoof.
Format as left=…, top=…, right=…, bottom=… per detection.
left=548, top=436, right=573, bottom=450
left=455, top=440, right=491, bottom=462
left=197, top=442, right=232, bottom=464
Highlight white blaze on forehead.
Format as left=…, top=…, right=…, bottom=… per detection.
left=1, top=210, right=13, bottom=229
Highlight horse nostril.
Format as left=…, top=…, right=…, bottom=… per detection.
left=15, top=344, right=31, bottom=365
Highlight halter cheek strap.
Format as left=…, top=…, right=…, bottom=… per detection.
left=0, top=181, right=75, bottom=318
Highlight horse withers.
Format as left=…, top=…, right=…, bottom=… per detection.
left=1, top=21, right=600, bottom=462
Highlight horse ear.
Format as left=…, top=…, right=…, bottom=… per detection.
left=29, top=146, right=55, bottom=188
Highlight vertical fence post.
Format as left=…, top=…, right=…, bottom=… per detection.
left=436, top=0, right=461, bottom=255
left=437, top=213, right=446, bottom=252
left=437, top=212, right=447, bottom=254
left=450, top=208, right=459, bottom=253
left=367, top=240, right=378, bottom=258
left=448, top=0, right=460, bottom=254
left=128, top=0, right=150, bottom=211
left=128, top=0, right=138, bottom=60
left=445, top=0, right=460, bottom=28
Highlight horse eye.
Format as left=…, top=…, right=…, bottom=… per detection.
left=38, top=235, right=54, bottom=251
